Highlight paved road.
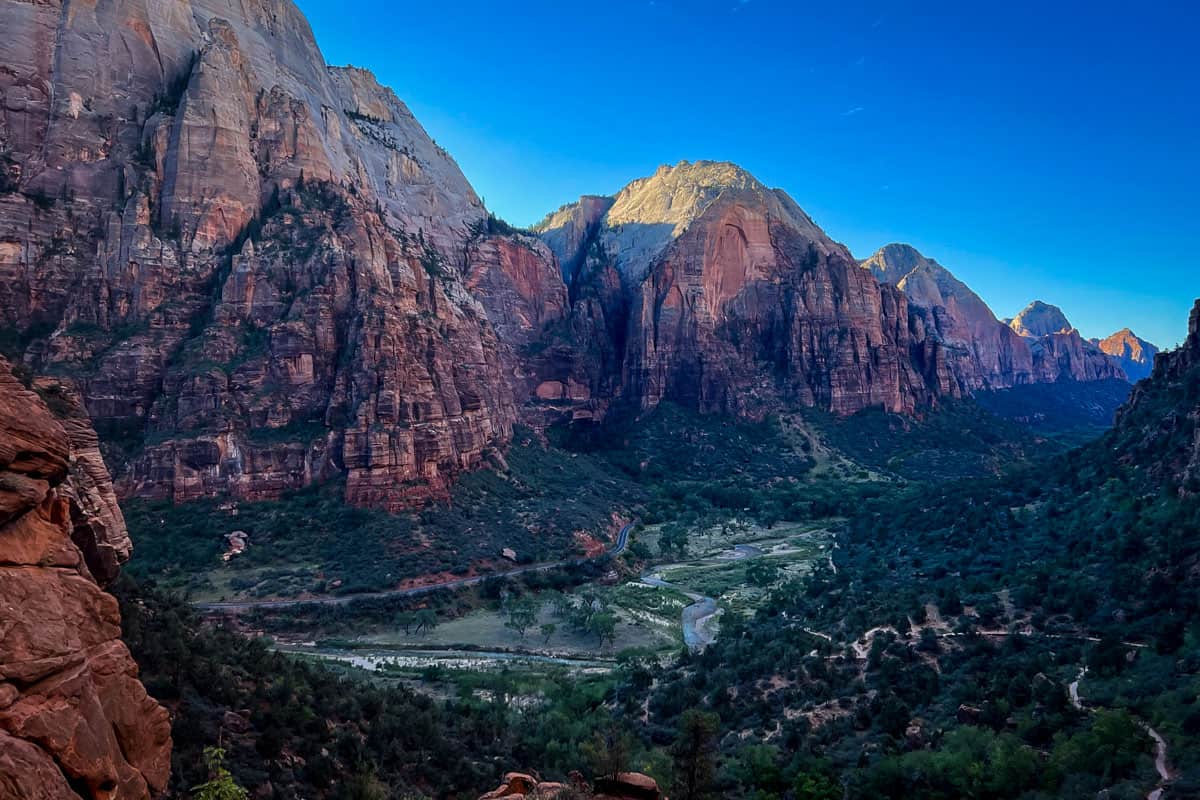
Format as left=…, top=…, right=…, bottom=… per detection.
left=194, top=522, right=633, bottom=612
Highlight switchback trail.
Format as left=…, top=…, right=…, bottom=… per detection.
left=194, top=522, right=633, bottom=612
left=1069, top=666, right=1175, bottom=800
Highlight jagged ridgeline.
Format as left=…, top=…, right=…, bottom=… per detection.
left=0, top=2, right=1147, bottom=513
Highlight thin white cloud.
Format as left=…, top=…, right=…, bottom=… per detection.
left=841, top=106, right=865, bottom=116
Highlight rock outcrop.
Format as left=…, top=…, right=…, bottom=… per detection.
left=0, top=0, right=513, bottom=509
left=539, top=161, right=929, bottom=418
left=1095, top=328, right=1158, bottom=381
left=621, top=165, right=925, bottom=416
left=1006, top=301, right=1127, bottom=383
left=0, top=358, right=172, bottom=799
left=1114, top=298, right=1200, bottom=492
left=477, top=771, right=663, bottom=800
left=865, top=245, right=1129, bottom=391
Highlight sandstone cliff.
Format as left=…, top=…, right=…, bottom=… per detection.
left=0, top=359, right=171, bottom=799
left=1095, top=328, right=1158, bottom=381
left=864, top=244, right=1130, bottom=392
left=537, top=162, right=931, bottom=418
left=1008, top=300, right=1073, bottom=338
left=0, top=0, right=514, bottom=509
left=534, top=164, right=1139, bottom=421
left=862, top=243, right=1035, bottom=395
left=1006, top=301, right=1127, bottom=383
left=0, top=0, right=1146, bottom=512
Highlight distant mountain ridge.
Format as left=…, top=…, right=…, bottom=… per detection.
left=1095, top=327, right=1159, bottom=381
left=525, top=165, right=1134, bottom=424
left=0, top=0, right=1146, bottom=511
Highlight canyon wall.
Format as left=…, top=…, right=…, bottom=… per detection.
left=0, top=360, right=171, bottom=799
left=0, top=0, right=516, bottom=509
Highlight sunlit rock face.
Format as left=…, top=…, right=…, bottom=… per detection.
left=537, top=162, right=930, bottom=417
left=1005, top=301, right=1127, bottom=382
left=1095, top=328, right=1158, bottom=381
left=0, top=0, right=519, bottom=509
left=0, top=359, right=172, bottom=799
left=1008, top=300, right=1073, bottom=338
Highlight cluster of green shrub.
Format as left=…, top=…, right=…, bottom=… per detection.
left=624, top=357, right=1200, bottom=798
left=125, top=428, right=643, bottom=599
left=120, top=358, right=1200, bottom=798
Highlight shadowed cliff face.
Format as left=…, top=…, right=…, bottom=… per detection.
left=0, top=360, right=171, bottom=799
left=864, top=244, right=1129, bottom=391
left=1114, top=298, right=1200, bottom=492
left=0, top=0, right=517, bottom=509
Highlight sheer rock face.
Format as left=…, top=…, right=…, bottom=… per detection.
left=464, top=230, right=615, bottom=424
left=0, top=359, right=172, bottom=800
left=535, top=195, right=614, bottom=285
left=863, top=243, right=1035, bottom=394
left=0, top=0, right=513, bottom=509
left=866, top=245, right=1132, bottom=389
left=540, top=162, right=929, bottom=417
left=465, top=234, right=568, bottom=402
left=1095, top=328, right=1158, bottom=381
left=621, top=175, right=926, bottom=416
left=536, top=167, right=1133, bottom=419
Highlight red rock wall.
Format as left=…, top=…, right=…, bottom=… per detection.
left=0, top=0, right=514, bottom=510
left=623, top=195, right=927, bottom=418
left=0, top=360, right=171, bottom=799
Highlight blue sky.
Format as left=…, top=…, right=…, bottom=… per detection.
left=296, top=0, right=1198, bottom=347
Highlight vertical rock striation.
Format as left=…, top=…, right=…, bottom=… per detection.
left=862, top=243, right=1036, bottom=395
left=0, top=0, right=513, bottom=509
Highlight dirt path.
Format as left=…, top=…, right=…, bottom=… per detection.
left=1068, top=664, right=1174, bottom=799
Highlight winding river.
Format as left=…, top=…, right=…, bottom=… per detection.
left=640, top=544, right=762, bottom=650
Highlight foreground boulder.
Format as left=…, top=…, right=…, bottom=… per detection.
left=594, top=772, right=664, bottom=800
left=0, top=359, right=171, bottom=799
left=478, top=771, right=664, bottom=800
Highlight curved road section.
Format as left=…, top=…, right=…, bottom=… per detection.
left=195, top=522, right=633, bottom=612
